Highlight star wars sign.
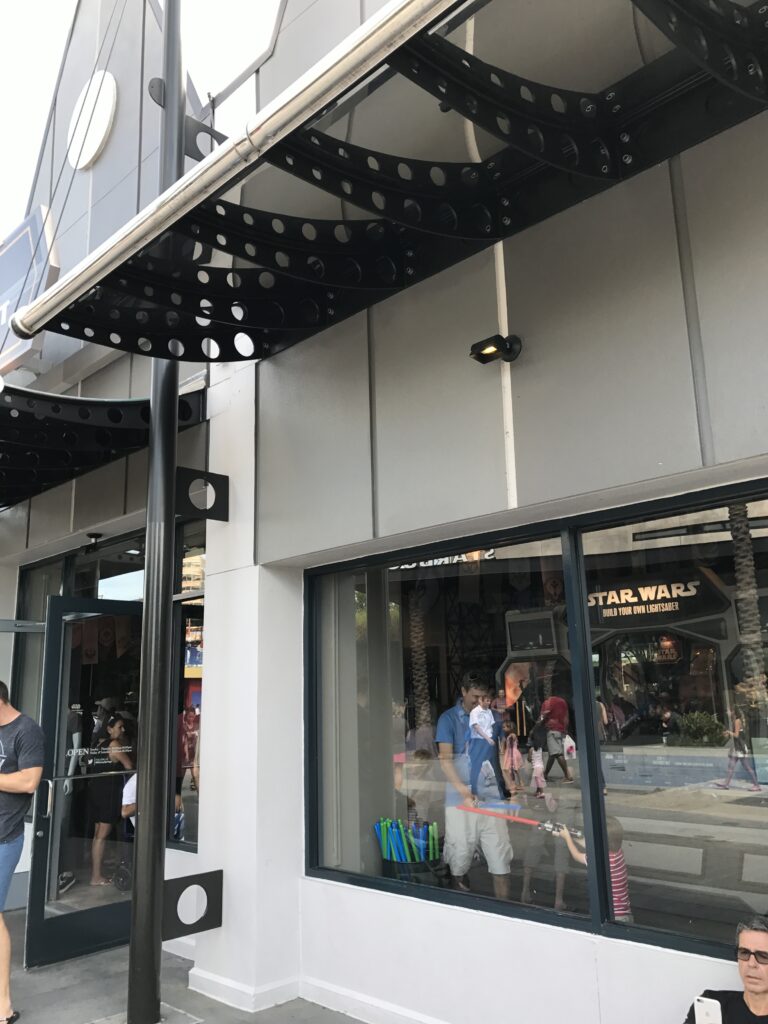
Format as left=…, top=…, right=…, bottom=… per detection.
left=587, top=573, right=728, bottom=627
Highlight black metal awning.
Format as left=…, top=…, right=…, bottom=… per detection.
left=12, top=0, right=768, bottom=363
left=0, top=384, right=204, bottom=510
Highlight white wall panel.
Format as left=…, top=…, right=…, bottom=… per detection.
left=257, top=315, right=373, bottom=563
left=506, top=166, right=702, bottom=506
left=372, top=249, right=507, bottom=535
left=682, top=112, right=768, bottom=465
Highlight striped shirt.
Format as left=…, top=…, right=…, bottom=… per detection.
left=609, top=849, right=631, bottom=916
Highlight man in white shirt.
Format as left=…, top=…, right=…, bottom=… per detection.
left=121, top=773, right=137, bottom=829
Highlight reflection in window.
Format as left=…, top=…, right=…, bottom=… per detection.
left=587, top=500, right=768, bottom=942
left=316, top=542, right=590, bottom=916
left=172, top=602, right=203, bottom=847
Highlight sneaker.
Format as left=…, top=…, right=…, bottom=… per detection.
left=750, top=785, right=761, bottom=792
left=58, top=872, right=76, bottom=895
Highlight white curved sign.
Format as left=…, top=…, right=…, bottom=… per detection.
left=67, top=70, right=118, bottom=170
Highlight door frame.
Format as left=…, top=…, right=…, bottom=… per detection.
left=25, top=595, right=142, bottom=968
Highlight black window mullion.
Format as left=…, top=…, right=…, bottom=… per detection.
left=561, top=526, right=610, bottom=930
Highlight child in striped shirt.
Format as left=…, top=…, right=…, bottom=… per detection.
left=556, top=815, right=632, bottom=923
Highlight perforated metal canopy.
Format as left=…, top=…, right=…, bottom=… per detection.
left=13, top=0, right=768, bottom=365
left=0, top=385, right=204, bottom=510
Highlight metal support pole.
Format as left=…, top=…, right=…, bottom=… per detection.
left=127, top=1, right=184, bottom=1021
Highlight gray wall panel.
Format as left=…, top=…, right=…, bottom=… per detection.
left=79, top=354, right=131, bottom=398
left=372, top=249, right=507, bottom=535
left=259, top=0, right=360, bottom=108
left=72, top=462, right=126, bottom=532
left=508, top=167, right=701, bottom=507
left=257, top=314, right=373, bottom=562
left=28, top=484, right=73, bottom=547
left=0, top=505, right=29, bottom=564
left=681, top=112, right=768, bottom=465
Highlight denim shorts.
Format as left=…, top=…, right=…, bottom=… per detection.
left=0, top=834, right=24, bottom=912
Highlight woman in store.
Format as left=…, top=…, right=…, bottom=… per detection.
left=88, top=713, right=135, bottom=886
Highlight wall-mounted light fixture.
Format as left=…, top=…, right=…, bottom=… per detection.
left=469, top=334, right=523, bottom=364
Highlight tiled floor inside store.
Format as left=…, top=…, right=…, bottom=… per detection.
left=5, top=912, right=357, bottom=1024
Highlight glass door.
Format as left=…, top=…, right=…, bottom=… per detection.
left=25, top=597, right=142, bottom=967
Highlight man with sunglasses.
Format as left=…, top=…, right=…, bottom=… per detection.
left=686, top=918, right=768, bottom=1021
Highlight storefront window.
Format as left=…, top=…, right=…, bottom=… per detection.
left=14, top=558, right=62, bottom=718
left=315, top=540, right=591, bottom=916
left=586, top=500, right=768, bottom=943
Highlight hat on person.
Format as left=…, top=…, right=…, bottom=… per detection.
left=96, top=698, right=116, bottom=711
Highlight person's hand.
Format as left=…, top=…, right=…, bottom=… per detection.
left=63, top=779, right=72, bottom=797
left=175, top=793, right=183, bottom=813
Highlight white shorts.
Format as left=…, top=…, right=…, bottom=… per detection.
left=443, top=805, right=512, bottom=877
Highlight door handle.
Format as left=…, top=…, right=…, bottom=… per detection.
left=40, top=779, right=54, bottom=820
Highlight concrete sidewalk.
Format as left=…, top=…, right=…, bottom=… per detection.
left=5, top=911, right=355, bottom=1024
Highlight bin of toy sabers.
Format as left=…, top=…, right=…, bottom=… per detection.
left=374, top=818, right=449, bottom=886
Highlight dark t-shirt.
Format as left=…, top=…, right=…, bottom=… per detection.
left=0, top=714, right=45, bottom=843
left=685, top=990, right=768, bottom=1022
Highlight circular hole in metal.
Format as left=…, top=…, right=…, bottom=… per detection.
left=244, top=242, right=257, bottom=258
left=138, top=338, right=152, bottom=352
left=520, top=84, right=535, bottom=103
left=490, top=72, right=502, bottom=87
left=371, top=191, right=386, bottom=211
left=429, top=168, right=447, bottom=189
left=272, top=217, right=285, bottom=235
left=231, top=304, right=245, bottom=321
left=234, top=332, right=255, bottom=357
left=284, top=154, right=294, bottom=166
left=466, top=95, right=478, bottom=115
left=342, top=258, right=362, bottom=285
left=341, top=179, right=353, bottom=195
left=107, top=407, right=123, bottom=424
left=526, top=125, right=545, bottom=153
left=397, top=161, right=413, bottom=180
left=109, top=332, right=121, bottom=344
left=460, top=166, right=479, bottom=187
left=171, top=292, right=182, bottom=306
left=195, top=316, right=211, bottom=327
left=560, top=134, right=579, bottom=167
left=108, top=309, right=120, bottom=320
left=227, top=272, right=241, bottom=289
left=334, top=224, right=352, bottom=243
left=436, top=78, right=447, bottom=95
left=216, top=233, right=227, bottom=247
left=84, top=327, right=95, bottom=338
left=496, top=114, right=511, bottom=135
left=187, top=483, right=216, bottom=514
left=192, top=242, right=204, bottom=262
left=197, top=270, right=210, bottom=284
left=367, top=154, right=380, bottom=171
left=275, top=251, right=291, bottom=269
left=78, top=408, right=91, bottom=420
left=375, top=256, right=397, bottom=284
left=302, top=223, right=317, bottom=241
left=60, top=322, right=70, bottom=331
left=746, top=53, right=765, bottom=90
left=366, top=222, right=385, bottom=243
left=166, top=311, right=180, bottom=327
left=580, top=97, right=597, bottom=118
left=243, top=211, right=254, bottom=226
left=668, top=10, right=678, bottom=32
left=143, top=285, right=154, bottom=298
left=259, top=271, right=276, bottom=289
left=307, top=256, right=325, bottom=279
left=402, top=198, right=422, bottom=224
left=51, top=404, right=61, bottom=414
left=190, top=223, right=200, bottom=235
left=435, top=202, right=458, bottom=233
left=337, top=146, right=349, bottom=159
left=551, top=93, right=567, bottom=114
left=168, top=339, right=185, bottom=357
left=299, top=299, right=321, bottom=325
left=311, top=167, right=323, bottom=181
left=201, top=338, right=220, bottom=359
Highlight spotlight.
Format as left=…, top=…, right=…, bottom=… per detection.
left=469, top=334, right=523, bottom=364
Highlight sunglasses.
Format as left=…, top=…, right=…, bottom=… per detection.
left=736, top=946, right=768, bottom=965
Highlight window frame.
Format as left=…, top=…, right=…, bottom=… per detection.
left=304, top=475, right=768, bottom=962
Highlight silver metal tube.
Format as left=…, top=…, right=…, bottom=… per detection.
left=11, top=0, right=460, bottom=340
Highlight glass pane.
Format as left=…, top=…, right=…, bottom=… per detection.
left=317, top=540, right=590, bottom=916
left=173, top=602, right=203, bottom=846
left=585, top=500, right=768, bottom=939
left=180, top=521, right=206, bottom=596
left=15, top=560, right=63, bottom=718
left=71, top=535, right=145, bottom=601
left=50, top=613, right=140, bottom=905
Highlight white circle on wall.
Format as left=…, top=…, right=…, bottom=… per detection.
left=67, top=70, right=118, bottom=170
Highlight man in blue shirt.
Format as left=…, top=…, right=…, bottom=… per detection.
left=435, top=672, right=512, bottom=898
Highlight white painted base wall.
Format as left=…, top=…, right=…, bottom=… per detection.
left=299, top=877, right=740, bottom=1024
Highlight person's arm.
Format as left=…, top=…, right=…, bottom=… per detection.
left=0, top=766, right=42, bottom=794
left=555, top=826, right=587, bottom=865
left=438, top=743, right=473, bottom=805
left=108, top=739, right=133, bottom=771
left=122, top=802, right=137, bottom=819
